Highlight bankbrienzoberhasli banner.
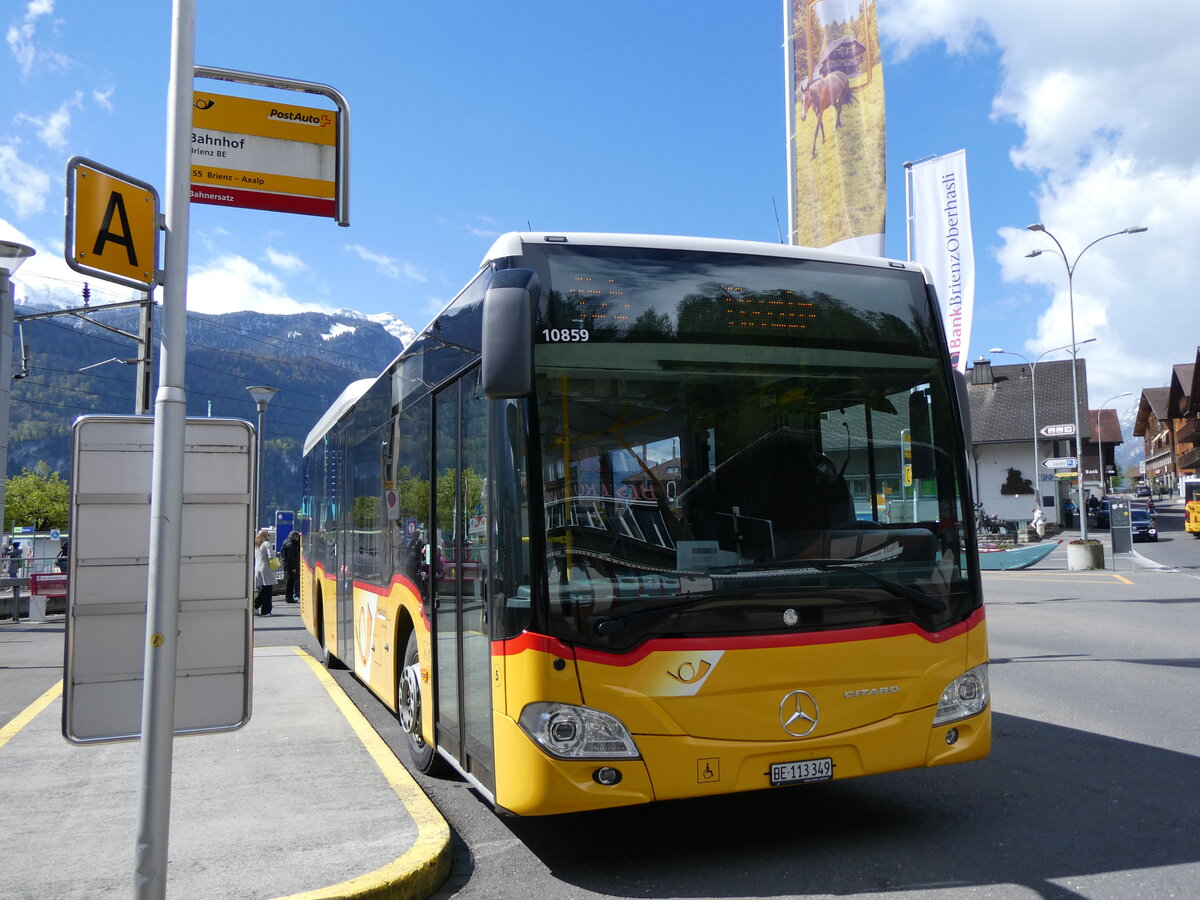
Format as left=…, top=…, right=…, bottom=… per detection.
left=909, top=149, right=974, bottom=373
left=786, top=0, right=885, bottom=256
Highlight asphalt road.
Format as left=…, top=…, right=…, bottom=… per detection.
left=8, top=503, right=1196, bottom=900
left=260, top=519, right=1200, bottom=900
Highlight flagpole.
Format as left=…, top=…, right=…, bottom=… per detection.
left=782, top=0, right=797, bottom=245
left=904, top=154, right=937, bottom=261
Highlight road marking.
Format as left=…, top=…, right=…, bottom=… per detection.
left=982, top=573, right=1133, bottom=584
left=284, top=646, right=451, bottom=900
left=0, top=680, right=62, bottom=751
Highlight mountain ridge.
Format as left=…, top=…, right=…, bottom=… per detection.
left=8, top=301, right=409, bottom=518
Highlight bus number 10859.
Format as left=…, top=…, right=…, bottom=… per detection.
left=542, top=329, right=590, bottom=342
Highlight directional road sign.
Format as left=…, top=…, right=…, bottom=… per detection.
left=1042, top=456, right=1078, bottom=469
left=65, top=157, right=159, bottom=290
left=1040, top=423, right=1076, bottom=437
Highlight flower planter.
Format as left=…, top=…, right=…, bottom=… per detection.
left=1067, top=541, right=1105, bottom=571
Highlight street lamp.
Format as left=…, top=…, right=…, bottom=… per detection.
left=0, top=240, right=35, bottom=538
left=1026, top=223, right=1147, bottom=540
left=245, top=385, right=278, bottom=530
left=1096, top=391, right=1132, bottom=495
left=989, top=338, right=1097, bottom=510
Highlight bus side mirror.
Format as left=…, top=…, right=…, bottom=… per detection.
left=482, top=268, right=540, bottom=399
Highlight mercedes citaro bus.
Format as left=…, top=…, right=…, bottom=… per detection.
left=299, top=232, right=990, bottom=815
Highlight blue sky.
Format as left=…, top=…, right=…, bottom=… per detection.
left=3, top=1, right=1197, bottom=435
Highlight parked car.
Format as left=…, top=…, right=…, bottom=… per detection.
left=1135, top=484, right=1152, bottom=498
left=1130, top=509, right=1158, bottom=542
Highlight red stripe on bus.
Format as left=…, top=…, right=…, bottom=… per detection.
left=493, top=607, right=985, bottom=666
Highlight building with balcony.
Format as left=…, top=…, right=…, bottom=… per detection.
left=1133, top=350, right=1200, bottom=496
left=1133, top=387, right=1174, bottom=492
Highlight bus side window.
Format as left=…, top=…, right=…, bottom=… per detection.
left=493, top=399, right=533, bottom=637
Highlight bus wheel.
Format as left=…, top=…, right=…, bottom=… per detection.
left=317, top=603, right=344, bottom=670
left=400, top=631, right=445, bottom=774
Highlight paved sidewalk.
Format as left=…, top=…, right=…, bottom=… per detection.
left=0, top=641, right=450, bottom=899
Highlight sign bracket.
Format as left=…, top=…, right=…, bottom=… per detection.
left=193, top=65, right=350, bottom=226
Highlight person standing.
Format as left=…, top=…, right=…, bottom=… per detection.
left=6, top=541, right=22, bottom=578
left=280, top=530, right=301, bottom=604
left=1062, top=497, right=1076, bottom=528
left=253, top=528, right=277, bottom=617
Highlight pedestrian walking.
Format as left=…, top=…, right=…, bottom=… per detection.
left=1031, top=507, right=1046, bottom=540
left=253, top=528, right=277, bottom=617
left=56, top=539, right=69, bottom=573
left=280, top=530, right=301, bottom=604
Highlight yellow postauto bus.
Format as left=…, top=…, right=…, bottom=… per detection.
left=299, top=232, right=990, bottom=815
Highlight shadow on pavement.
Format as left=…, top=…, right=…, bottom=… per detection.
left=501, top=713, right=1199, bottom=899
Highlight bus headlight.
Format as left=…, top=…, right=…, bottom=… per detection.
left=518, top=702, right=641, bottom=759
left=933, top=664, right=989, bottom=725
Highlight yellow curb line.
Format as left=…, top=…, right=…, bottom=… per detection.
left=0, top=680, right=62, bottom=751
left=280, top=647, right=451, bottom=900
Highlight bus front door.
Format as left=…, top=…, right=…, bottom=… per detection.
left=433, top=370, right=495, bottom=794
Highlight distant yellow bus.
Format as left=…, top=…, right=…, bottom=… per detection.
left=300, top=233, right=990, bottom=815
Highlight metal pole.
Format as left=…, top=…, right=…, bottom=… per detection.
left=134, top=0, right=193, bottom=895
left=1026, top=225, right=1147, bottom=543
left=782, top=0, right=796, bottom=245
left=256, top=403, right=265, bottom=528
left=245, top=386, right=277, bottom=530
left=1, top=268, right=14, bottom=540
left=136, top=292, right=154, bottom=415
left=0, top=242, right=35, bottom=545
left=1097, top=392, right=1132, bottom=494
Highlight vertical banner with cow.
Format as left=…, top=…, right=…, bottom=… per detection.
left=907, top=150, right=975, bottom=373
left=785, top=0, right=885, bottom=255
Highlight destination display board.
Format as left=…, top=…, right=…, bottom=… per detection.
left=191, top=91, right=337, bottom=218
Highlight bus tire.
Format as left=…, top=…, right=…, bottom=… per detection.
left=317, top=595, right=344, bottom=670
left=400, top=631, right=445, bottom=774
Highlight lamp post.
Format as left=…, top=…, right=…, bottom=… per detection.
left=989, top=338, right=1096, bottom=513
left=245, top=385, right=278, bottom=530
left=0, top=241, right=35, bottom=538
left=1026, top=223, right=1147, bottom=541
left=1096, top=391, right=1132, bottom=495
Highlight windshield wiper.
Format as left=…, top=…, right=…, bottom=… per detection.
left=593, top=592, right=722, bottom=635
left=781, top=559, right=947, bottom=612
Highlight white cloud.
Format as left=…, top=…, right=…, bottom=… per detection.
left=0, top=217, right=125, bottom=310
left=0, top=142, right=52, bottom=217
left=6, top=0, right=69, bottom=78
left=345, top=243, right=428, bottom=282
left=465, top=215, right=502, bottom=238
left=188, top=254, right=333, bottom=316
left=885, top=0, right=1200, bottom=405
left=15, top=91, right=82, bottom=150
left=265, top=248, right=305, bottom=274
left=92, top=85, right=114, bottom=112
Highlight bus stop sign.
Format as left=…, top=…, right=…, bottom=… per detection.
left=65, top=156, right=160, bottom=291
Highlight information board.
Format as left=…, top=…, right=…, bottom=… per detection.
left=63, top=416, right=255, bottom=744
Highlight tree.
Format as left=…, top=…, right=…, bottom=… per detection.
left=5, top=462, right=69, bottom=532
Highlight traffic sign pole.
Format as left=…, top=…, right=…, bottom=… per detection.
left=134, top=1, right=193, bottom=896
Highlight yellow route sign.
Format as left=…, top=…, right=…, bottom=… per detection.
left=65, top=157, right=160, bottom=290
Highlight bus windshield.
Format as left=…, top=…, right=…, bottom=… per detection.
left=529, top=245, right=973, bottom=651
